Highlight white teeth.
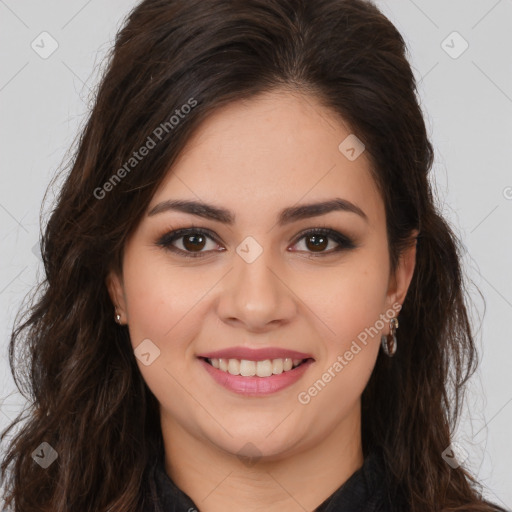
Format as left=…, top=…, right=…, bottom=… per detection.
left=240, top=359, right=256, bottom=377
left=272, top=359, right=283, bottom=374
left=256, top=360, right=273, bottom=377
left=208, top=357, right=306, bottom=377
left=227, top=359, right=240, bottom=375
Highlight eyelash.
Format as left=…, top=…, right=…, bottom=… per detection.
left=155, top=225, right=357, bottom=259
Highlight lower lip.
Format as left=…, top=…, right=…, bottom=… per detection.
left=198, top=358, right=314, bottom=396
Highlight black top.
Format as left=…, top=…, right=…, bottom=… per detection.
left=141, top=447, right=396, bottom=512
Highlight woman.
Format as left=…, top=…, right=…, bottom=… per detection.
left=1, top=0, right=507, bottom=511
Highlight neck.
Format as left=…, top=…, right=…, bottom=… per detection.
left=160, top=402, right=364, bottom=512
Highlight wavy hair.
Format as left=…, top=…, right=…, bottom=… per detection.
left=1, top=0, right=506, bottom=510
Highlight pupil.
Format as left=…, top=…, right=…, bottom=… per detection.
left=184, top=234, right=205, bottom=251
left=307, top=235, right=327, bottom=251
left=181, top=233, right=328, bottom=253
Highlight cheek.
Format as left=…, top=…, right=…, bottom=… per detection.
left=303, top=255, right=390, bottom=352
left=296, top=264, right=388, bottom=415
left=120, top=249, right=207, bottom=415
left=121, top=247, right=209, bottom=346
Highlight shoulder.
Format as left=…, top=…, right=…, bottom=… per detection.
left=318, top=448, right=408, bottom=512
left=139, top=452, right=200, bottom=512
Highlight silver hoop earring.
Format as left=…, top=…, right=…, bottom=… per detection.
left=381, top=317, right=398, bottom=357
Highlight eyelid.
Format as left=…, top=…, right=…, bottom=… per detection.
left=155, top=224, right=357, bottom=257
left=155, top=225, right=224, bottom=257
left=290, top=226, right=357, bottom=252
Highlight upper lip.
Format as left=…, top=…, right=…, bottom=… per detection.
left=197, top=347, right=314, bottom=361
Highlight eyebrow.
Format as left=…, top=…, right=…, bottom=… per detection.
left=147, top=197, right=368, bottom=225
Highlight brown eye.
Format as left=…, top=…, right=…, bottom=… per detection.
left=182, top=233, right=207, bottom=252
left=291, top=228, right=356, bottom=255
left=157, top=227, right=356, bottom=259
left=156, top=228, right=222, bottom=258
left=304, top=233, right=329, bottom=252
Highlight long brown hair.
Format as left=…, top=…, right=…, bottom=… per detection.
left=1, top=0, right=506, bottom=510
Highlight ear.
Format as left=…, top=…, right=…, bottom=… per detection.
left=105, top=268, right=127, bottom=323
left=385, top=229, right=419, bottom=314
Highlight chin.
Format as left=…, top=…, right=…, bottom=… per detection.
left=209, top=427, right=305, bottom=463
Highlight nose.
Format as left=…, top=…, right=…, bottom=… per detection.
left=216, top=242, right=297, bottom=333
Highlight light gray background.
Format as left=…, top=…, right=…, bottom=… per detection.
left=1, top=0, right=511, bottom=507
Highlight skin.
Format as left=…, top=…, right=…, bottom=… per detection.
left=107, top=89, right=417, bottom=512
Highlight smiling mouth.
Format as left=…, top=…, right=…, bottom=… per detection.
left=199, top=357, right=313, bottom=378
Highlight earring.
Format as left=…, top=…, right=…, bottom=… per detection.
left=114, top=306, right=122, bottom=325
left=381, top=317, right=399, bottom=357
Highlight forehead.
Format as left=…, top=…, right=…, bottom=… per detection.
left=149, top=90, right=384, bottom=227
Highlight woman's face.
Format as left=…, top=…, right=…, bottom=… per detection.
left=107, top=90, right=416, bottom=461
